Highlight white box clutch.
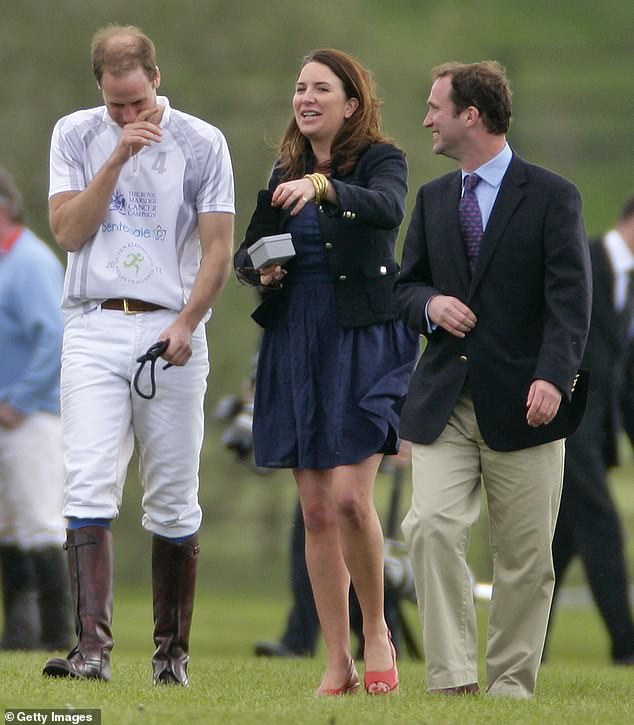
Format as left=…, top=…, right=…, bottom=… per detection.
left=247, top=233, right=295, bottom=269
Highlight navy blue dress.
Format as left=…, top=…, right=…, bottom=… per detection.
left=253, top=203, right=419, bottom=470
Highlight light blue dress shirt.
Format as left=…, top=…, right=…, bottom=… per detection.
left=463, top=142, right=513, bottom=230
left=424, top=143, right=513, bottom=331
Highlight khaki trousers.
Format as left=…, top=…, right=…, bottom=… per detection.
left=402, top=391, right=564, bottom=697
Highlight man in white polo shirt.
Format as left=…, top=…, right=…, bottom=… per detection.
left=43, top=24, right=234, bottom=686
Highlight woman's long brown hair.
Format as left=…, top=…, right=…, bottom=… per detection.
left=277, top=48, right=392, bottom=181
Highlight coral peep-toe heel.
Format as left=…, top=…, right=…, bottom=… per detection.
left=364, top=633, right=399, bottom=695
left=315, top=659, right=361, bottom=696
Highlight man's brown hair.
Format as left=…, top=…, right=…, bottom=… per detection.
left=91, top=24, right=158, bottom=85
left=433, top=61, right=512, bottom=135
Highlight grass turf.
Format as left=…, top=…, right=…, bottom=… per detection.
left=1, top=590, right=632, bottom=725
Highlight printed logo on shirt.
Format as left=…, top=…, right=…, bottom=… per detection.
left=153, top=225, right=168, bottom=241
left=110, top=190, right=127, bottom=214
left=102, top=221, right=151, bottom=238
left=109, top=189, right=158, bottom=219
left=101, top=221, right=168, bottom=244
left=108, top=243, right=158, bottom=285
left=128, top=191, right=157, bottom=219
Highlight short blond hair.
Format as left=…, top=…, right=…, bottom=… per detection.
left=91, top=24, right=158, bottom=85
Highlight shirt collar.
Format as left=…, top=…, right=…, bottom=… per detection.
left=604, top=228, right=634, bottom=276
left=0, top=226, right=23, bottom=256
left=463, top=142, right=513, bottom=189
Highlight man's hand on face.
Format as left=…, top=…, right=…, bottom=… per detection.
left=113, top=105, right=164, bottom=165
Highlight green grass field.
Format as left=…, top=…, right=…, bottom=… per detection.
left=2, top=458, right=633, bottom=724
left=1, top=588, right=633, bottom=725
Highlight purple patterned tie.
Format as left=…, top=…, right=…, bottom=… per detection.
left=459, top=174, right=483, bottom=274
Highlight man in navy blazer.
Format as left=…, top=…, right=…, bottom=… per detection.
left=549, top=195, right=634, bottom=665
left=396, top=61, right=591, bottom=698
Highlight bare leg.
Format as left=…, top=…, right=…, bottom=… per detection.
left=295, top=468, right=354, bottom=692
left=332, top=456, right=393, bottom=675
left=295, top=455, right=393, bottom=692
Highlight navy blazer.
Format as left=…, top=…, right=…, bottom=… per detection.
left=579, top=237, right=633, bottom=466
left=234, top=142, right=408, bottom=329
left=396, top=153, right=592, bottom=451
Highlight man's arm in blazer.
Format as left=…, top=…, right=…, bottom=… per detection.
left=532, top=173, right=592, bottom=395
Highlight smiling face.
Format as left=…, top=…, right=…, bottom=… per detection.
left=292, top=61, right=359, bottom=151
left=100, top=65, right=160, bottom=127
left=423, top=74, right=468, bottom=160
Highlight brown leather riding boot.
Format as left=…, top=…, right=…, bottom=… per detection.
left=42, top=526, right=114, bottom=681
left=151, top=533, right=199, bottom=687
left=0, top=546, right=39, bottom=650
left=32, top=546, right=74, bottom=651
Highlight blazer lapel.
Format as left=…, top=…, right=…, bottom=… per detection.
left=469, top=156, right=527, bottom=294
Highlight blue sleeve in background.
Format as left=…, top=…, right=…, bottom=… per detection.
left=0, top=230, right=64, bottom=415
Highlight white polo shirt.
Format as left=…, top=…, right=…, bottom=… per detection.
left=49, top=96, right=235, bottom=315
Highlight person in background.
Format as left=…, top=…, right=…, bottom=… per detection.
left=396, top=61, right=591, bottom=698
left=254, top=501, right=324, bottom=659
left=235, top=48, right=418, bottom=695
left=41, top=25, right=234, bottom=685
left=0, top=165, right=73, bottom=652
left=548, top=193, right=634, bottom=666
left=619, top=319, right=634, bottom=447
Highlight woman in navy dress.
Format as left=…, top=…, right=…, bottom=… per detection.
left=235, top=49, right=418, bottom=696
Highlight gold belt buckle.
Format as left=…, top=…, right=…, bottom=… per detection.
left=123, top=298, right=141, bottom=315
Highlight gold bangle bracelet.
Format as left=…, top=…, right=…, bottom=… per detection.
left=304, top=174, right=320, bottom=202
left=316, top=173, right=328, bottom=202
left=304, top=173, right=329, bottom=204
